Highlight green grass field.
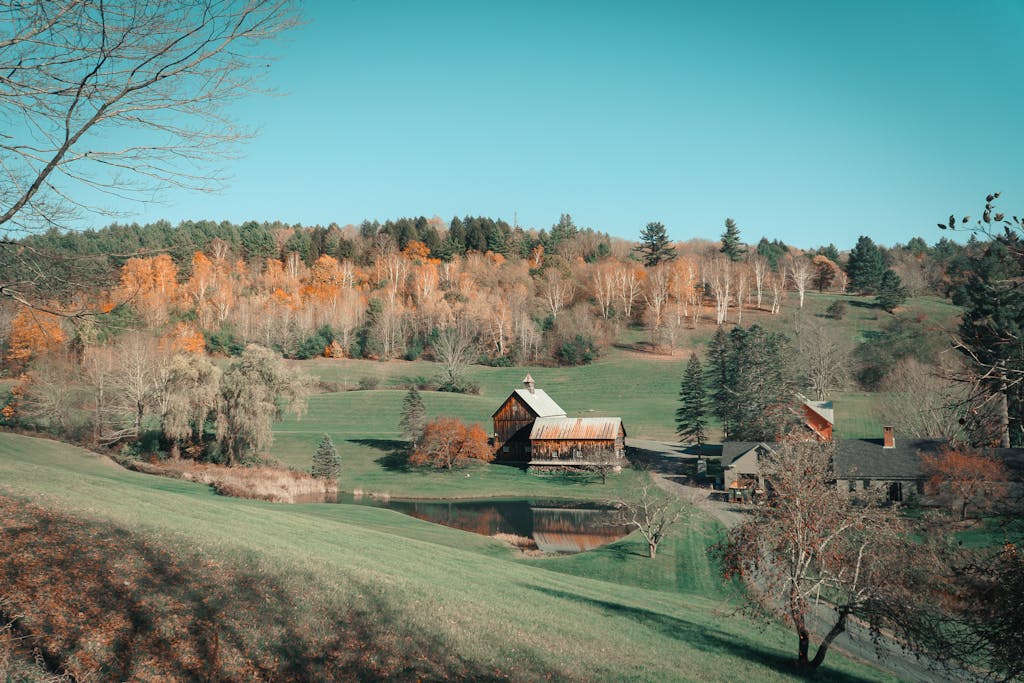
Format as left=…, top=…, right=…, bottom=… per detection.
left=269, top=293, right=955, bottom=495
left=0, top=432, right=898, bottom=681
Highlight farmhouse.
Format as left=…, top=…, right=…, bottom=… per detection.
left=722, top=424, right=1022, bottom=503
left=491, top=375, right=626, bottom=468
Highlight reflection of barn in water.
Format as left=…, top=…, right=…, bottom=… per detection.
left=384, top=499, right=629, bottom=553
left=529, top=506, right=630, bottom=553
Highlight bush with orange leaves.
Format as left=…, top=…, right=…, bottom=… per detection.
left=408, top=418, right=494, bottom=470
left=921, top=446, right=1009, bottom=521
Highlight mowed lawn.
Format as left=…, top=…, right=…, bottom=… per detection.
left=272, top=293, right=957, bottom=493
left=0, top=432, right=898, bottom=682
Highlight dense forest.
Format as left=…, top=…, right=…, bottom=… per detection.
left=0, top=213, right=984, bottom=365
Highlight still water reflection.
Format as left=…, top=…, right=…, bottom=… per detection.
left=333, top=495, right=631, bottom=554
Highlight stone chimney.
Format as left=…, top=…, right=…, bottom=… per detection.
left=883, top=425, right=895, bottom=449
left=522, top=373, right=535, bottom=395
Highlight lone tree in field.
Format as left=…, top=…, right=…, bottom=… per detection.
left=399, top=386, right=427, bottom=445
left=615, top=483, right=689, bottom=559
left=722, top=440, right=937, bottom=672
left=311, top=434, right=341, bottom=480
left=410, top=417, right=494, bottom=470
left=719, top=218, right=744, bottom=262
left=676, top=353, right=707, bottom=450
left=875, top=269, right=908, bottom=313
left=216, top=345, right=312, bottom=465
left=636, top=221, right=677, bottom=267
left=0, top=0, right=298, bottom=312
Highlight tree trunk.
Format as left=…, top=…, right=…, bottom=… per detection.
left=810, top=606, right=849, bottom=669
left=648, top=542, right=657, bottom=559
left=791, top=590, right=811, bottom=668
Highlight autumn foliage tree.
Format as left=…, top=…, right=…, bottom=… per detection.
left=409, top=418, right=494, bottom=470
left=921, top=446, right=1009, bottom=520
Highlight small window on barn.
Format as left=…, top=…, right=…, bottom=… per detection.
left=863, top=479, right=871, bottom=489
left=916, top=481, right=925, bottom=495
left=847, top=480, right=856, bottom=493
left=502, top=446, right=509, bottom=453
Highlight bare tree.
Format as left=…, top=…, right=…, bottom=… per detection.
left=540, top=268, right=575, bottom=320
left=432, top=324, right=478, bottom=392
left=705, top=255, right=732, bottom=325
left=749, top=252, right=768, bottom=309
left=787, top=253, right=813, bottom=309
left=613, top=482, right=690, bottom=559
left=0, top=0, right=298, bottom=309
left=879, top=357, right=1001, bottom=445
left=797, top=319, right=851, bottom=400
left=722, top=440, right=937, bottom=672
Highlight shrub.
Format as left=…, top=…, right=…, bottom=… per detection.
left=556, top=335, right=598, bottom=366
left=409, top=417, right=494, bottom=470
left=824, top=300, right=847, bottom=320
left=357, top=376, right=381, bottom=390
left=204, top=326, right=244, bottom=356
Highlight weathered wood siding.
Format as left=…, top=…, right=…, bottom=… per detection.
left=530, top=427, right=625, bottom=466
left=493, top=395, right=536, bottom=463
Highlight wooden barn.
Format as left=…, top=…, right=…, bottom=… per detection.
left=492, top=375, right=627, bottom=468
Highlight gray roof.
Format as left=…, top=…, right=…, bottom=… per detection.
left=509, top=388, right=566, bottom=418
left=833, top=439, right=944, bottom=480
left=721, top=442, right=774, bottom=468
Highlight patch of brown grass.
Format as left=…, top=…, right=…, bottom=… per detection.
left=0, top=496, right=507, bottom=681
left=492, top=533, right=544, bottom=557
left=124, top=460, right=336, bottom=503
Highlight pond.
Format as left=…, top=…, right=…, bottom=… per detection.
left=332, top=494, right=632, bottom=554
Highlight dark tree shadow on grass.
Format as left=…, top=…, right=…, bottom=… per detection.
left=349, top=438, right=412, bottom=471
left=523, top=585, right=883, bottom=683
left=0, top=496, right=520, bottom=682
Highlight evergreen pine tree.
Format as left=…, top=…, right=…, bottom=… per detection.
left=875, top=269, right=908, bottom=313
left=707, top=325, right=798, bottom=441
left=846, top=235, right=886, bottom=293
left=720, top=218, right=744, bottom=262
left=676, top=353, right=707, bottom=449
left=311, top=433, right=341, bottom=480
left=636, top=221, right=677, bottom=266
left=706, top=326, right=733, bottom=437
left=399, top=386, right=427, bottom=444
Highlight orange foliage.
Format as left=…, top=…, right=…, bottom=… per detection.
left=6, top=308, right=66, bottom=368
left=161, top=322, right=206, bottom=354
left=409, top=417, right=494, bottom=470
left=401, top=240, right=432, bottom=262
left=921, top=446, right=1009, bottom=520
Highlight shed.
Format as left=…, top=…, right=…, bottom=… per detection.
left=528, top=417, right=626, bottom=466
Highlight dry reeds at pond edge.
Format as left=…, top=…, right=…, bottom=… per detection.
left=124, top=460, right=337, bottom=503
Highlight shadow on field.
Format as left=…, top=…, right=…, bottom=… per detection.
left=349, top=438, right=411, bottom=471
left=0, top=496, right=515, bottom=681
left=525, top=585, right=880, bottom=683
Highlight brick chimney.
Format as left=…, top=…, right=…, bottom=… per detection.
left=522, top=373, right=535, bottom=395
left=883, top=425, right=895, bottom=449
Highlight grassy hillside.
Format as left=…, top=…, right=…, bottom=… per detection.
left=269, top=293, right=959, bottom=494
left=0, top=433, right=897, bottom=681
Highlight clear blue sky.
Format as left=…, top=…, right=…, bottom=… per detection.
left=104, top=0, right=1024, bottom=250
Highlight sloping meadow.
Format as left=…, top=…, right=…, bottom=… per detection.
left=0, top=433, right=896, bottom=681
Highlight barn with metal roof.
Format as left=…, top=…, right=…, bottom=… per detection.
left=491, top=375, right=627, bottom=469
